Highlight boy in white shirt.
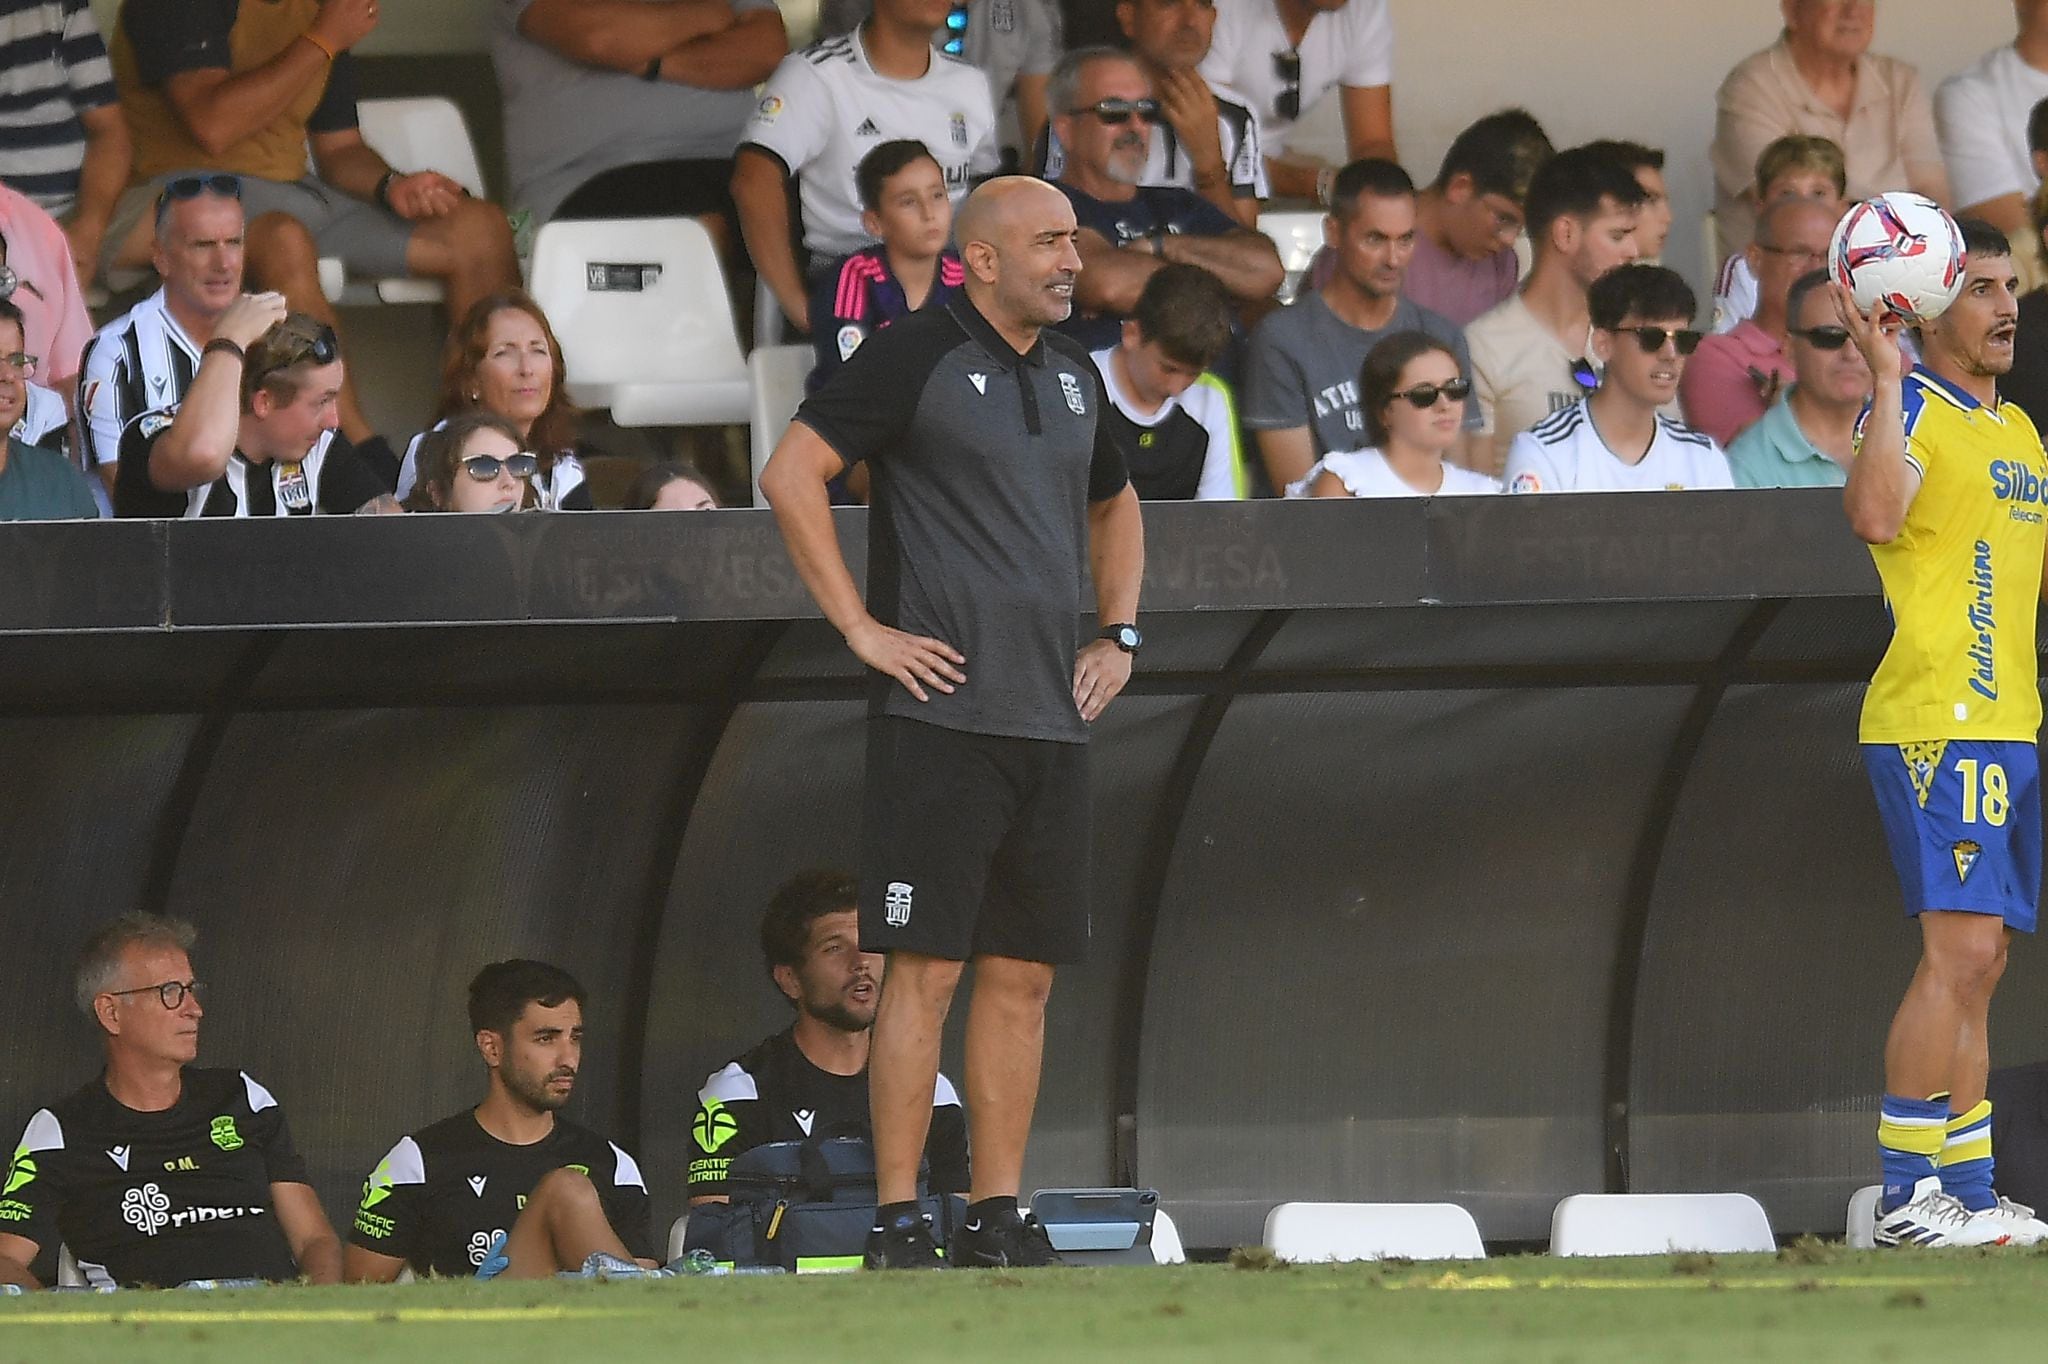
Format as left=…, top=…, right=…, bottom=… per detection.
left=1506, top=264, right=1733, bottom=493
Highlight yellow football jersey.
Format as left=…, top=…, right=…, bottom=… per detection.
left=1861, top=368, right=2048, bottom=744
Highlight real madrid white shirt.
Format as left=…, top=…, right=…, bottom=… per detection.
left=1197, top=0, right=1393, bottom=151
left=742, top=29, right=1000, bottom=257
left=1503, top=400, right=1734, bottom=493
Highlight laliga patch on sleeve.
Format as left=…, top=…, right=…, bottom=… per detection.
left=584, top=263, right=662, bottom=292
left=137, top=411, right=174, bottom=439
left=1509, top=471, right=1542, bottom=493
left=755, top=94, right=784, bottom=123
left=837, top=325, right=864, bottom=361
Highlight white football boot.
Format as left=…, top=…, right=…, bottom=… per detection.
left=1873, top=1176, right=2013, bottom=1247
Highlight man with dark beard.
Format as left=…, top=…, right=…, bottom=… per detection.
left=344, top=960, right=658, bottom=1280
left=687, top=871, right=970, bottom=1206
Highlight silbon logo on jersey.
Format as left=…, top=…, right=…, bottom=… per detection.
left=1990, top=459, right=2048, bottom=507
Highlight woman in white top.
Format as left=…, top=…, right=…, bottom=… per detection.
left=1308, top=331, right=1501, bottom=498
left=400, top=411, right=537, bottom=514
left=397, top=289, right=591, bottom=510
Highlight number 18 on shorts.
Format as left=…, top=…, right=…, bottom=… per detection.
left=1864, top=739, right=2042, bottom=931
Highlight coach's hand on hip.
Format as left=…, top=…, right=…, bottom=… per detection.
left=1073, top=640, right=1131, bottom=723
left=847, top=617, right=966, bottom=702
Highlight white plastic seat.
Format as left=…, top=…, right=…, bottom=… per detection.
left=667, top=1213, right=690, bottom=1264
left=1263, top=1201, right=1485, bottom=1263
left=1150, top=1208, right=1186, bottom=1265
left=56, top=1243, right=83, bottom=1287
left=750, top=343, right=815, bottom=502
left=348, top=97, right=489, bottom=306
left=1845, top=1184, right=1882, bottom=1250
left=528, top=216, right=752, bottom=427
left=1258, top=209, right=1326, bottom=305
left=1550, top=1192, right=1775, bottom=1257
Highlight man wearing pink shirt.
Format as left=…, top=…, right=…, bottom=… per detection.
left=0, top=182, right=93, bottom=402
left=1679, top=196, right=1832, bottom=447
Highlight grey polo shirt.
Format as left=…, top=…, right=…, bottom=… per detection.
left=794, top=293, right=1130, bottom=744
left=492, top=0, right=780, bottom=223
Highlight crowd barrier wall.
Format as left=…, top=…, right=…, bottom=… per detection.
left=4, top=494, right=2040, bottom=1249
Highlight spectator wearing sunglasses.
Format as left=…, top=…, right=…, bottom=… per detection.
left=1711, top=0, right=1946, bottom=259
left=1049, top=47, right=1282, bottom=352
left=1196, top=0, right=1394, bottom=205
left=1467, top=146, right=1647, bottom=477
left=0, top=187, right=94, bottom=402
left=1504, top=264, right=1732, bottom=495
left=400, top=411, right=537, bottom=514
left=115, top=303, right=388, bottom=518
left=821, top=0, right=1063, bottom=169
left=396, top=290, right=592, bottom=512
left=0, top=913, right=341, bottom=1291
left=1681, top=195, right=1833, bottom=448
left=492, top=0, right=787, bottom=242
left=1407, top=109, right=1553, bottom=329
left=0, top=298, right=96, bottom=521
left=77, top=178, right=247, bottom=512
left=1727, top=268, right=1871, bottom=488
left=0, top=0, right=131, bottom=289
left=1245, top=157, right=1476, bottom=494
left=1304, top=331, right=1496, bottom=498
left=735, top=0, right=999, bottom=335
left=1037, top=0, right=1267, bottom=229
left=97, top=0, right=518, bottom=463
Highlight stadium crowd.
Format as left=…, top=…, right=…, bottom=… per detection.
left=0, top=0, right=2042, bottom=519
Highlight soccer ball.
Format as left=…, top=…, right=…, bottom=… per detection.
left=1828, top=191, right=1966, bottom=325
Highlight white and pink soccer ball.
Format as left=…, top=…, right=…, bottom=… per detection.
left=1828, top=191, right=1966, bottom=326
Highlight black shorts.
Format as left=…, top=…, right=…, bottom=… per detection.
left=859, top=715, right=1091, bottom=964
left=554, top=158, right=737, bottom=223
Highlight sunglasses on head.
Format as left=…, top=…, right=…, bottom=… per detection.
left=1610, top=325, right=1703, bottom=356
left=153, top=173, right=242, bottom=225
left=460, top=452, right=539, bottom=482
left=1272, top=49, right=1302, bottom=122
left=1071, top=97, right=1161, bottom=127
left=1791, top=325, right=1852, bottom=351
left=248, top=320, right=339, bottom=389
left=1393, top=378, right=1472, bottom=409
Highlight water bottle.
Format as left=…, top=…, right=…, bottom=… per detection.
left=673, top=1249, right=786, bottom=1276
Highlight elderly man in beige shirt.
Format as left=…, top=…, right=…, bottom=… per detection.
left=1711, top=0, right=1947, bottom=257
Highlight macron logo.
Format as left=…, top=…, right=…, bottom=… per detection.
left=794, top=1110, right=816, bottom=1136
left=969, top=373, right=987, bottom=395
left=107, top=1146, right=130, bottom=1172
left=468, top=1176, right=488, bottom=1198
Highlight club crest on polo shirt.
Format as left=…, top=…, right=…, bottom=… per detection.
left=1059, top=372, right=1086, bottom=415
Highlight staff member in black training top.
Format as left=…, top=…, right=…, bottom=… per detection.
left=0, top=914, right=341, bottom=1290
left=687, top=870, right=970, bottom=1204
left=762, top=175, right=1145, bottom=1272
left=345, top=960, right=655, bottom=1281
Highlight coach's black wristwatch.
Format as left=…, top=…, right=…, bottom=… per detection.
left=1102, top=623, right=1142, bottom=654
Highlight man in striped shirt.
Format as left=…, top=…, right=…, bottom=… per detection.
left=0, top=0, right=132, bottom=285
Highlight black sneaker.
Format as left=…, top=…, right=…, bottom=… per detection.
left=864, top=1209, right=947, bottom=1270
left=951, top=1209, right=1063, bottom=1268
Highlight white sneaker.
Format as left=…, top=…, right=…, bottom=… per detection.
left=1873, top=1176, right=2013, bottom=1247
left=1972, top=1195, right=2048, bottom=1246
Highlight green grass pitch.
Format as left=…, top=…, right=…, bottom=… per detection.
left=3, top=1244, right=2047, bottom=1363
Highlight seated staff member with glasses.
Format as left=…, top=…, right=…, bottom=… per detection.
left=1047, top=47, right=1283, bottom=353
left=113, top=301, right=388, bottom=518
left=77, top=176, right=249, bottom=512
left=0, top=232, right=74, bottom=455
left=1727, top=268, right=1874, bottom=488
left=1680, top=195, right=1838, bottom=448
left=0, top=914, right=342, bottom=1291
left=0, top=297, right=99, bottom=520
left=1504, top=264, right=1733, bottom=494
left=1306, top=331, right=1497, bottom=497
left=1466, top=145, right=1647, bottom=477
left=400, top=411, right=539, bottom=514
left=1197, top=0, right=1395, bottom=204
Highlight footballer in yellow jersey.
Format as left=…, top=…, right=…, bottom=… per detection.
left=1840, top=220, right=2048, bottom=1248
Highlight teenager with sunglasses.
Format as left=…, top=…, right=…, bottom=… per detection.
left=1727, top=268, right=1871, bottom=488
left=114, top=302, right=387, bottom=518
left=1306, top=331, right=1496, bottom=498
left=401, top=411, right=539, bottom=514
left=1504, top=264, right=1732, bottom=494
left=1680, top=196, right=1834, bottom=448
left=0, top=914, right=342, bottom=1290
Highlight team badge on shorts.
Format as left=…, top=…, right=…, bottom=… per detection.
left=1955, top=840, right=1983, bottom=883
left=1059, top=372, right=1086, bottom=415
left=885, top=881, right=914, bottom=927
